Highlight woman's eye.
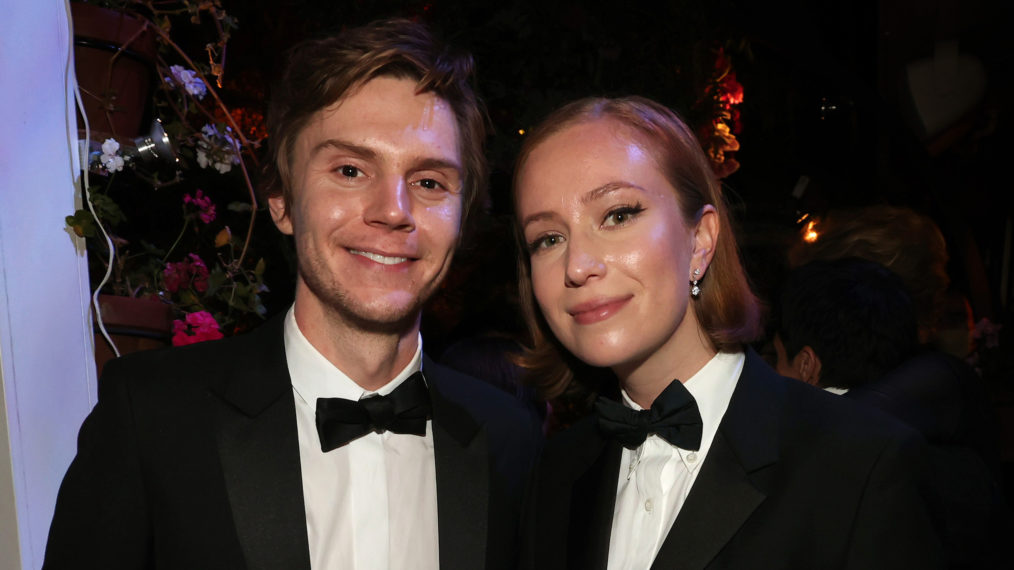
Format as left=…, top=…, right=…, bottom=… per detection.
left=528, top=234, right=564, bottom=253
left=603, top=204, right=645, bottom=227
left=339, top=165, right=361, bottom=178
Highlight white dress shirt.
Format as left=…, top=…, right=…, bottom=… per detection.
left=283, top=307, right=439, bottom=570
left=607, top=351, right=745, bottom=570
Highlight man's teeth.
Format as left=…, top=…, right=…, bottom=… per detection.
left=350, top=249, right=408, bottom=265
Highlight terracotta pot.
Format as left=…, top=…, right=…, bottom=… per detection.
left=71, top=2, right=158, bottom=139
left=93, top=294, right=172, bottom=376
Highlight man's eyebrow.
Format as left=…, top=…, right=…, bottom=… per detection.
left=521, top=181, right=643, bottom=230
left=309, top=139, right=377, bottom=161
left=308, top=141, right=461, bottom=176
left=414, top=157, right=463, bottom=176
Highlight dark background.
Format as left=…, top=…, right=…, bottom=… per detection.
left=137, top=0, right=1014, bottom=496
left=212, top=0, right=1012, bottom=352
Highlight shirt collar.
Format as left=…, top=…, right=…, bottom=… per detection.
left=620, top=351, right=745, bottom=457
left=283, top=305, right=423, bottom=407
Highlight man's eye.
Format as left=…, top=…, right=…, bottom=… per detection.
left=417, top=178, right=443, bottom=191
left=339, top=165, right=360, bottom=178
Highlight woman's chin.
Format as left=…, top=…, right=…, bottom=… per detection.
left=569, top=344, right=637, bottom=371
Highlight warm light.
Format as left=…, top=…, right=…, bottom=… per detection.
left=518, top=129, right=526, bottom=135
left=803, top=220, right=819, bottom=243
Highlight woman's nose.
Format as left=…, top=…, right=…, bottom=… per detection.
left=564, top=237, right=606, bottom=288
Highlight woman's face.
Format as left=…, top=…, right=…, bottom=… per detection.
left=516, top=119, right=710, bottom=377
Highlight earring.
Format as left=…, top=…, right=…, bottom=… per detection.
left=690, top=268, right=701, bottom=298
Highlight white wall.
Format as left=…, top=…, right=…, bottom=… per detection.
left=0, top=1, right=99, bottom=568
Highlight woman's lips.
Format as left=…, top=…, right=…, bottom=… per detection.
left=568, top=296, right=632, bottom=325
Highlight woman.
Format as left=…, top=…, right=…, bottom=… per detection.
left=514, top=97, right=941, bottom=569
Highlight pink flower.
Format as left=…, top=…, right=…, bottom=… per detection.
left=188, top=254, right=209, bottom=293
left=163, top=260, right=188, bottom=293
left=184, top=190, right=217, bottom=224
left=172, top=310, right=224, bottom=346
left=163, top=253, right=210, bottom=293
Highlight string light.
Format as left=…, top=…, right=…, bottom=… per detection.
left=803, top=219, right=819, bottom=243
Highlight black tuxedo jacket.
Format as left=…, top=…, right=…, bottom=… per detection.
left=44, top=315, right=542, bottom=569
left=521, top=351, right=943, bottom=570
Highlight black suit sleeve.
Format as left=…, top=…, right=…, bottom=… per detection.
left=843, top=431, right=943, bottom=569
left=43, top=361, right=152, bottom=569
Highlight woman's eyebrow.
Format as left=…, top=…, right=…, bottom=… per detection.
left=521, top=182, right=645, bottom=230
left=581, top=181, right=645, bottom=204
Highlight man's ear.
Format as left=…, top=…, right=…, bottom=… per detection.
left=268, top=193, right=293, bottom=235
left=690, top=205, right=718, bottom=278
left=794, top=345, right=823, bottom=387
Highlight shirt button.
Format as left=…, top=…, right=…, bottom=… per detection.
left=644, top=499, right=654, bottom=512
left=687, top=452, right=698, bottom=463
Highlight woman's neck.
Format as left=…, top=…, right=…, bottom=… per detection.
left=614, top=325, right=717, bottom=409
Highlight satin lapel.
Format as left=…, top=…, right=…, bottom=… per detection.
left=568, top=437, right=622, bottom=570
left=212, top=316, right=311, bottom=570
left=425, top=357, right=489, bottom=569
left=650, top=351, right=782, bottom=570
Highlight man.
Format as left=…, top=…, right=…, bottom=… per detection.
left=45, top=19, right=542, bottom=570
left=774, top=257, right=1008, bottom=568
left=773, top=257, right=920, bottom=392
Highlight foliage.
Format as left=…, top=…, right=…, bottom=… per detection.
left=68, top=0, right=270, bottom=343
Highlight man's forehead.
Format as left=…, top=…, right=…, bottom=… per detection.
left=291, top=77, right=463, bottom=174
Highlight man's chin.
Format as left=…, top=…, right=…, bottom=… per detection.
left=325, top=292, right=427, bottom=335
left=341, top=306, right=421, bottom=335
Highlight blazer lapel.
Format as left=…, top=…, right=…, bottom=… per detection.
left=532, top=415, right=621, bottom=570
left=568, top=435, right=622, bottom=570
left=211, top=316, right=311, bottom=570
left=425, top=356, right=490, bottom=569
left=651, top=351, right=782, bottom=570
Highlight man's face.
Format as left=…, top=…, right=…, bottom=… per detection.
left=270, top=76, right=463, bottom=332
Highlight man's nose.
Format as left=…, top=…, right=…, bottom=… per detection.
left=364, top=176, right=414, bottom=231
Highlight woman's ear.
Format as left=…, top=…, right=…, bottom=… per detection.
left=269, top=194, right=293, bottom=235
left=690, top=204, right=719, bottom=278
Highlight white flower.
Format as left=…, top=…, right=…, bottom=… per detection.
left=101, top=154, right=124, bottom=172
left=195, top=123, right=241, bottom=174
left=99, top=138, right=124, bottom=172
left=101, top=138, right=120, bottom=156
left=166, top=65, right=207, bottom=100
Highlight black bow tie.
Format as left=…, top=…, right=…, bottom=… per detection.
left=315, top=371, right=431, bottom=452
left=594, top=379, right=703, bottom=450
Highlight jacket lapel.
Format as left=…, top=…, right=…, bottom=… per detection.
left=650, top=351, right=782, bottom=570
left=568, top=434, right=622, bottom=570
left=211, top=316, right=311, bottom=570
left=425, top=356, right=490, bottom=569
left=532, top=415, right=621, bottom=570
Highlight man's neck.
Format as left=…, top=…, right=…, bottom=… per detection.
left=293, top=299, right=421, bottom=392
